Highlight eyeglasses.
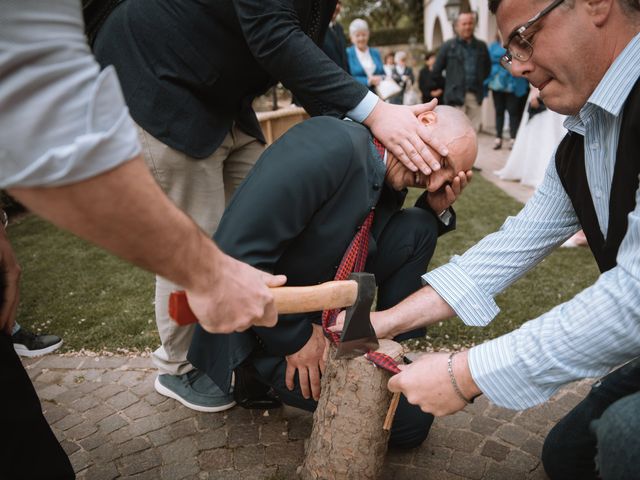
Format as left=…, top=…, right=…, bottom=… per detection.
left=500, top=0, right=564, bottom=71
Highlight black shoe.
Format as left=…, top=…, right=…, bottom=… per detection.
left=233, top=361, right=282, bottom=410
left=12, top=327, right=63, bottom=357
left=471, top=165, right=482, bottom=172
left=492, top=138, right=502, bottom=150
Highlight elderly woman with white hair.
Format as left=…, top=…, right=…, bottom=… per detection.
left=346, top=19, right=385, bottom=91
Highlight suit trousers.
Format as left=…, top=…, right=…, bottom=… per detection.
left=252, top=206, right=439, bottom=448
left=541, top=357, right=640, bottom=479
left=138, top=124, right=264, bottom=375
left=455, top=92, right=483, bottom=133
left=0, top=335, right=75, bottom=479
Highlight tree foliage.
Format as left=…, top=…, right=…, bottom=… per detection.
left=340, top=0, right=423, bottom=32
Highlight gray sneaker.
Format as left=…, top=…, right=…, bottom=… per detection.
left=154, top=370, right=236, bottom=413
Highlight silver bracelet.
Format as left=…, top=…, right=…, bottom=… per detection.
left=447, top=352, right=472, bottom=404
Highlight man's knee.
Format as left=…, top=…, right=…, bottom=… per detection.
left=389, top=394, right=434, bottom=449
left=403, top=208, right=439, bottom=255
left=591, top=392, right=640, bottom=479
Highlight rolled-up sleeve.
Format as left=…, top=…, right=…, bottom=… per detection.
left=0, top=0, right=140, bottom=189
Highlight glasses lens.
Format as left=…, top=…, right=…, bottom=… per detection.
left=509, top=34, right=533, bottom=62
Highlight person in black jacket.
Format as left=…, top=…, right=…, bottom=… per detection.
left=321, top=0, right=349, bottom=72
left=418, top=51, right=443, bottom=104
left=432, top=12, right=491, bottom=132
left=188, top=106, right=477, bottom=448
left=93, top=0, right=449, bottom=413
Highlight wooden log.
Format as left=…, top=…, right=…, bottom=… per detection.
left=300, top=339, right=404, bottom=480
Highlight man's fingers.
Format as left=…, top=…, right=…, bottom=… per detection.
left=391, top=144, right=418, bottom=173
left=285, top=364, right=296, bottom=391
left=416, top=126, right=449, bottom=157
left=309, top=366, right=321, bottom=401
left=321, top=338, right=329, bottom=374
left=397, top=139, right=432, bottom=175
left=298, top=367, right=311, bottom=399
left=387, top=374, right=402, bottom=394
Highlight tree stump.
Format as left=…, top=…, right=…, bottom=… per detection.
left=300, top=339, right=404, bottom=480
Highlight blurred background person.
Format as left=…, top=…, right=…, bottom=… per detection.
left=383, top=52, right=396, bottom=78
left=346, top=18, right=385, bottom=91
left=321, top=0, right=349, bottom=72
left=389, top=50, right=415, bottom=105
left=496, top=87, right=567, bottom=189
left=485, top=36, right=529, bottom=150
left=418, top=51, right=443, bottom=104
left=432, top=12, right=490, bottom=132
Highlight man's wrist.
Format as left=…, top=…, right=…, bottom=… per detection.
left=451, top=350, right=482, bottom=401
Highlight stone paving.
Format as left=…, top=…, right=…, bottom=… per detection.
left=25, top=354, right=592, bottom=480
left=24, top=133, right=588, bottom=479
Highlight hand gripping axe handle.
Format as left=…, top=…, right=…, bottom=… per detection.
left=168, top=273, right=378, bottom=357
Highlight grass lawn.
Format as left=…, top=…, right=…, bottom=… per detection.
left=8, top=175, right=599, bottom=353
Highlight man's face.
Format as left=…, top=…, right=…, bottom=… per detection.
left=456, top=13, right=476, bottom=41
left=496, top=0, right=608, bottom=115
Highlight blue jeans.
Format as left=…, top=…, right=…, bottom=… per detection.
left=542, top=357, right=640, bottom=479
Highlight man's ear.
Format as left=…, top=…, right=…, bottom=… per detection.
left=417, top=111, right=437, bottom=126
left=585, top=0, right=614, bottom=27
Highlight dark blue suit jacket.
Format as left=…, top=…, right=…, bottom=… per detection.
left=93, top=0, right=369, bottom=158
left=187, top=117, right=455, bottom=392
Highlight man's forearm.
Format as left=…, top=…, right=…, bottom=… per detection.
left=9, top=156, right=221, bottom=292
left=384, top=285, right=455, bottom=337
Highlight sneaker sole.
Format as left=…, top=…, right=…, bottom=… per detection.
left=154, top=376, right=236, bottom=413
left=14, top=339, right=63, bottom=357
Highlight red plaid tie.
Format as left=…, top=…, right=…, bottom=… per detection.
left=322, top=210, right=374, bottom=343
left=321, top=137, right=402, bottom=374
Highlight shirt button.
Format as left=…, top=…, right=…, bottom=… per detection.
left=373, top=183, right=380, bottom=191
left=591, top=142, right=600, bottom=149
left=594, top=188, right=602, bottom=198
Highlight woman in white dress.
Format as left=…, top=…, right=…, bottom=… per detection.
left=496, top=87, right=567, bottom=189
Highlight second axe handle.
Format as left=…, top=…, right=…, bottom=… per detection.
left=169, top=279, right=359, bottom=326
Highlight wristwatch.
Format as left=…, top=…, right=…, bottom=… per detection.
left=438, top=208, right=452, bottom=225
left=1, top=209, right=7, bottom=229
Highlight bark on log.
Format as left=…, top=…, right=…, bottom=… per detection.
left=300, top=339, right=404, bottom=480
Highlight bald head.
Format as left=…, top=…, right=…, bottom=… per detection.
left=385, top=106, right=477, bottom=192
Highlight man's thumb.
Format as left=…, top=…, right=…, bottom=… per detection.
left=263, top=273, right=287, bottom=287
left=411, top=99, right=438, bottom=115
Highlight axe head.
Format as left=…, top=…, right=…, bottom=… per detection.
left=335, top=272, right=379, bottom=359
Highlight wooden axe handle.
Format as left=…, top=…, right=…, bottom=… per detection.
left=169, top=280, right=359, bottom=326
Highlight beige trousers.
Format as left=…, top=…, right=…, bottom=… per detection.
left=138, top=124, right=265, bottom=375
left=455, top=91, right=483, bottom=133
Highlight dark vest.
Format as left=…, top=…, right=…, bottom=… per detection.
left=555, top=78, right=640, bottom=273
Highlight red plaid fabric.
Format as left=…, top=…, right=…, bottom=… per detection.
left=365, top=351, right=402, bottom=374
left=372, top=138, right=386, bottom=160
left=322, top=210, right=374, bottom=343
left=322, top=137, right=402, bottom=375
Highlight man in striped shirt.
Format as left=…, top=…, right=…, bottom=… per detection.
left=334, top=0, right=640, bottom=477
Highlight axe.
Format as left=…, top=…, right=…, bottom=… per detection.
left=169, top=272, right=378, bottom=358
